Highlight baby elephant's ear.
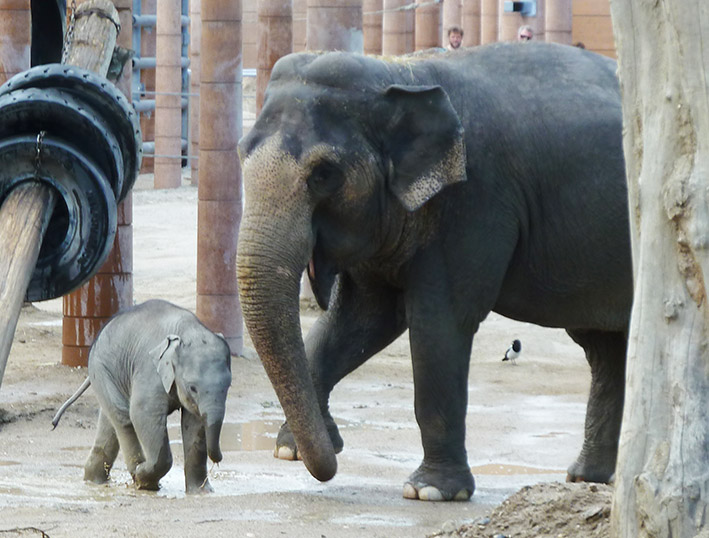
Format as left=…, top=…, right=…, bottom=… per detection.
left=150, top=335, right=181, bottom=394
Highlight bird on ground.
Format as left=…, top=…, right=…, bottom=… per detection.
left=502, top=339, right=522, bottom=365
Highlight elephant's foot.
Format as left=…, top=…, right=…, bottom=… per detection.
left=133, top=460, right=171, bottom=491
left=403, top=462, right=475, bottom=502
left=84, top=451, right=112, bottom=484
left=186, top=479, right=214, bottom=494
left=566, top=448, right=616, bottom=484
left=274, top=418, right=344, bottom=461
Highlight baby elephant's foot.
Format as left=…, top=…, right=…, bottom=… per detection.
left=403, top=462, right=475, bottom=502
left=274, top=418, right=344, bottom=461
left=133, top=460, right=170, bottom=491
left=84, top=451, right=112, bottom=484
left=186, top=479, right=214, bottom=494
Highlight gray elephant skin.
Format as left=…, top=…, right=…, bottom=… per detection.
left=52, top=300, right=232, bottom=493
left=236, top=42, right=631, bottom=501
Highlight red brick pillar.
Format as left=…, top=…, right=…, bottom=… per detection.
left=545, top=0, right=570, bottom=44
left=62, top=0, right=134, bottom=367
left=479, top=0, right=497, bottom=43
left=256, top=0, right=292, bottom=113
left=198, top=0, right=243, bottom=355
left=382, top=0, right=414, bottom=55
left=139, top=0, right=156, bottom=174
left=441, top=0, right=460, bottom=46
left=0, top=0, right=30, bottom=85
left=189, top=0, right=201, bottom=185
left=154, top=0, right=182, bottom=189
left=461, top=0, right=480, bottom=47
left=415, top=0, right=440, bottom=50
left=292, top=0, right=307, bottom=51
left=363, top=0, right=382, bottom=55
left=307, top=0, right=363, bottom=52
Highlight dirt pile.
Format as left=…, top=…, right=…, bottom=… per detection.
left=433, top=482, right=612, bottom=538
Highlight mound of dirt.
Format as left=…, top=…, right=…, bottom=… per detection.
left=432, top=482, right=612, bottom=538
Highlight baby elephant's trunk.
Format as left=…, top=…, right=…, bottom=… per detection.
left=204, top=409, right=225, bottom=463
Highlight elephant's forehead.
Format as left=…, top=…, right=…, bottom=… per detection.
left=242, top=134, right=338, bottom=196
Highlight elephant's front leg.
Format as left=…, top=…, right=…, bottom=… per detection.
left=181, top=410, right=212, bottom=493
left=404, top=307, right=475, bottom=501
left=275, top=276, right=406, bottom=461
left=130, top=396, right=172, bottom=490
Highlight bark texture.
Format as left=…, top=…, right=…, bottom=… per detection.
left=609, top=1, right=709, bottom=537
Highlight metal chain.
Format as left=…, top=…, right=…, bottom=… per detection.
left=34, top=131, right=47, bottom=179
left=61, top=0, right=78, bottom=64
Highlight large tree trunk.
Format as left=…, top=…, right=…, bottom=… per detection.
left=609, top=2, right=709, bottom=537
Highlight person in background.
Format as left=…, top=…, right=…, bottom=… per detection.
left=517, top=25, right=534, bottom=41
left=446, top=26, right=464, bottom=50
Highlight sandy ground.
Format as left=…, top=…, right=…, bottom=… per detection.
left=0, top=174, right=613, bottom=538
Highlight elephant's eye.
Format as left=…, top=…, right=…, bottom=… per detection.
left=307, top=161, right=344, bottom=197
left=188, top=385, right=198, bottom=394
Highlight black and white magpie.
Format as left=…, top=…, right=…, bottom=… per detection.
left=502, top=339, right=522, bottom=364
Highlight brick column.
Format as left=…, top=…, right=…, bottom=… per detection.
left=0, top=0, right=30, bottom=85
left=307, top=0, right=363, bottom=52
left=154, top=0, right=183, bottom=188
left=292, top=0, right=307, bottom=51
left=545, top=0, right=570, bottom=44
left=479, top=0, right=497, bottom=43
left=382, top=0, right=414, bottom=55
left=198, top=0, right=243, bottom=355
left=62, top=0, right=134, bottom=367
left=415, top=0, right=440, bottom=50
left=139, top=0, right=156, bottom=173
left=363, top=0, right=382, bottom=55
left=189, top=0, right=201, bottom=185
left=256, top=0, right=292, bottom=114
left=461, top=0, right=480, bottom=47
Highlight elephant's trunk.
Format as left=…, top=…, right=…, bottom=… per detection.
left=237, top=209, right=337, bottom=482
left=205, top=419, right=223, bottom=463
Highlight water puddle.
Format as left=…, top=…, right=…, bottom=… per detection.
left=167, top=420, right=281, bottom=452
left=471, top=463, right=563, bottom=475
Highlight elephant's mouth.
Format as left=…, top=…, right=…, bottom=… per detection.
left=307, top=237, right=338, bottom=310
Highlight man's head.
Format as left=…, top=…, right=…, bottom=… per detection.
left=447, top=26, right=463, bottom=49
left=517, top=25, right=533, bottom=41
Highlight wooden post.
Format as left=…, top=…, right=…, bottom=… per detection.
left=256, top=0, right=292, bottom=114
left=479, top=0, right=497, bottom=44
left=189, top=0, right=201, bottom=185
left=382, top=0, right=414, bottom=55
left=307, top=0, right=363, bottom=52
left=63, top=0, right=134, bottom=368
left=0, top=0, right=31, bottom=86
left=415, top=0, right=440, bottom=50
left=362, top=0, right=382, bottom=55
left=0, top=0, right=120, bottom=385
left=545, top=0, right=570, bottom=45
left=198, top=0, right=244, bottom=355
left=292, top=0, right=307, bottom=51
left=461, top=0, right=481, bottom=47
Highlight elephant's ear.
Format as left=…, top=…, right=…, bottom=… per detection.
left=150, top=335, right=181, bottom=394
left=383, top=84, right=466, bottom=211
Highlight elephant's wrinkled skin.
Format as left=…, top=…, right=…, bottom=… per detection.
left=53, top=300, right=232, bottom=493
left=236, top=42, right=631, bottom=501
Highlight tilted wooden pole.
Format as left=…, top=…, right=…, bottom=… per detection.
left=0, top=0, right=119, bottom=392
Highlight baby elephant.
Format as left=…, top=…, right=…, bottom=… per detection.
left=52, top=299, right=232, bottom=493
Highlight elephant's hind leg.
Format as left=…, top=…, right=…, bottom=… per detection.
left=566, top=328, right=627, bottom=483
left=84, top=410, right=120, bottom=483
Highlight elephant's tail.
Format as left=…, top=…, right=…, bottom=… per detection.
left=51, top=377, right=91, bottom=429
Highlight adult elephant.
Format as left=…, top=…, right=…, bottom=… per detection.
left=236, top=42, right=632, bottom=501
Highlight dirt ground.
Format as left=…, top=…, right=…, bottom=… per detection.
left=0, top=175, right=612, bottom=538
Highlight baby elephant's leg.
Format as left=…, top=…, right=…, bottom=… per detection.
left=129, top=398, right=172, bottom=490
left=181, top=411, right=211, bottom=493
left=84, top=410, right=119, bottom=483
